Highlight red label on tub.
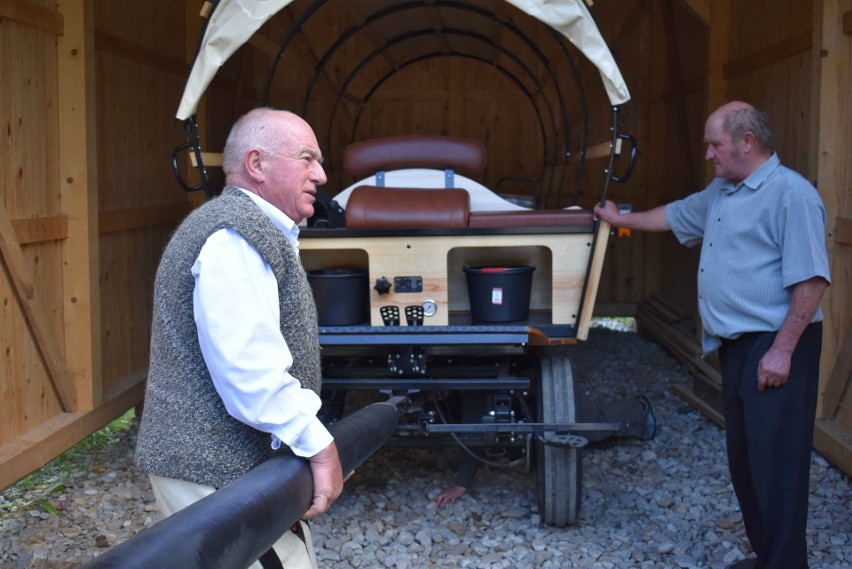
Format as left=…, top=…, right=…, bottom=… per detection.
left=491, top=288, right=503, bottom=305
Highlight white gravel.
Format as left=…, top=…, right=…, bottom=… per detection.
left=2, top=326, right=850, bottom=568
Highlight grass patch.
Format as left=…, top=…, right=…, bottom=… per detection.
left=0, top=408, right=136, bottom=517
left=590, top=316, right=637, bottom=332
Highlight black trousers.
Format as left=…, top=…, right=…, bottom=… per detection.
left=718, top=322, right=822, bottom=569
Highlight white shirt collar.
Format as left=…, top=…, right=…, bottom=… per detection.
left=236, top=188, right=300, bottom=248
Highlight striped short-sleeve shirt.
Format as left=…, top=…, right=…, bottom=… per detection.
left=665, top=153, right=831, bottom=355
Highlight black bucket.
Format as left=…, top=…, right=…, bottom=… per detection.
left=464, top=266, right=535, bottom=322
left=307, top=269, right=369, bottom=326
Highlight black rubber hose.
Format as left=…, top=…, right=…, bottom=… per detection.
left=82, top=400, right=402, bottom=569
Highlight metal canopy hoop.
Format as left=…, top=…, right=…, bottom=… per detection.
left=175, top=0, right=629, bottom=121
left=319, top=28, right=561, bottom=193
left=285, top=1, right=584, bottom=202
left=172, top=0, right=631, bottom=206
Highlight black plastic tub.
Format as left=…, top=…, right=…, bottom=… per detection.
left=464, top=266, right=535, bottom=322
left=307, top=269, right=369, bottom=326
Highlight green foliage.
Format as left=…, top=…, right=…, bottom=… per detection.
left=0, top=409, right=136, bottom=518
left=33, top=499, right=57, bottom=516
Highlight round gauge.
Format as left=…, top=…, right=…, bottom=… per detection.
left=422, top=299, right=437, bottom=317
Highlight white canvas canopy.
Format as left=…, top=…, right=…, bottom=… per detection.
left=175, top=0, right=631, bottom=120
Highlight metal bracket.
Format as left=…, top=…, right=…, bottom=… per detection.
left=444, top=168, right=454, bottom=188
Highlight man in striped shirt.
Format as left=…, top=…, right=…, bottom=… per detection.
left=594, top=101, right=830, bottom=569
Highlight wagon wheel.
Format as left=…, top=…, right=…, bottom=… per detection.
left=536, top=355, right=582, bottom=526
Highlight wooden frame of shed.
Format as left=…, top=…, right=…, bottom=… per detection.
left=1, top=0, right=850, bottom=488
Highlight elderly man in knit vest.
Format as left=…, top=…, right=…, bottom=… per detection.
left=135, top=108, right=341, bottom=568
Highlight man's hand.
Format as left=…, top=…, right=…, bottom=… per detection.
left=756, top=277, right=828, bottom=393
left=757, top=345, right=792, bottom=392
left=434, top=485, right=467, bottom=507
left=303, top=441, right=344, bottom=520
left=593, top=200, right=670, bottom=232
left=593, top=200, right=622, bottom=225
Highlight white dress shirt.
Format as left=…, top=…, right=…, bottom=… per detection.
left=191, top=189, right=332, bottom=458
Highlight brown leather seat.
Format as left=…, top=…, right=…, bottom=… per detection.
left=343, top=135, right=486, bottom=177
left=345, top=186, right=470, bottom=229
left=468, top=209, right=595, bottom=231
left=341, top=135, right=593, bottom=232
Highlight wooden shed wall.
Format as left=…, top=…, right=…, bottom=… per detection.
left=0, top=0, right=196, bottom=489
left=628, top=0, right=852, bottom=475
left=812, top=0, right=852, bottom=473
left=1, top=0, right=850, bottom=488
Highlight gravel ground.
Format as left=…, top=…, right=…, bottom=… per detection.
left=1, top=326, right=849, bottom=568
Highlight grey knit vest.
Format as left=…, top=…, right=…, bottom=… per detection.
left=135, top=187, right=321, bottom=488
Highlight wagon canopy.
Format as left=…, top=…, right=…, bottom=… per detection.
left=175, top=0, right=631, bottom=121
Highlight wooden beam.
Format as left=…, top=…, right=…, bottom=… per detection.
left=813, top=419, right=852, bottom=477
left=589, top=302, right=637, bottom=317
left=576, top=221, right=611, bottom=340
left=190, top=151, right=223, bottom=168
left=843, top=10, right=852, bottom=35
left=0, top=0, right=63, bottom=36
left=816, top=0, right=850, bottom=417
left=661, top=76, right=705, bottom=103
left=610, top=0, right=650, bottom=57
left=567, top=138, right=623, bottom=164
left=57, top=0, right=100, bottom=411
left=636, top=294, right=721, bottom=382
left=678, top=0, right=710, bottom=27
left=705, top=0, right=730, bottom=129
left=0, top=371, right=145, bottom=490
left=95, top=30, right=187, bottom=77
left=822, top=326, right=852, bottom=417
left=836, top=216, right=852, bottom=245
left=0, top=204, right=75, bottom=412
left=248, top=33, right=279, bottom=58
left=96, top=26, right=255, bottom=102
left=671, top=383, right=724, bottom=427
left=662, top=0, right=698, bottom=185
left=808, top=0, right=825, bottom=192
left=99, top=203, right=193, bottom=235
left=723, top=31, right=812, bottom=80
left=11, top=215, right=69, bottom=244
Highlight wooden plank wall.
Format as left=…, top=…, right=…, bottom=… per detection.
left=709, top=0, right=852, bottom=472
left=1, top=0, right=67, bottom=447
left=634, top=0, right=852, bottom=476
left=589, top=1, right=708, bottom=313
left=813, top=0, right=852, bottom=473
left=3, top=0, right=850, bottom=485
left=94, top=1, right=192, bottom=396
left=262, top=0, right=629, bottom=210
left=0, top=0, right=197, bottom=489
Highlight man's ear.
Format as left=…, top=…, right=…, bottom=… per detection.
left=742, top=131, right=755, bottom=152
left=244, top=149, right=265, bottom=182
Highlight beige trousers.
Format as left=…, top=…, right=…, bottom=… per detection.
left=149, top=474, right=318, bottom=569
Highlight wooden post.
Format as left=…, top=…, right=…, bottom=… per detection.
left=57, top=0, right=101, bottom=410
left=0, top=200, right=76, bottom=412
left=814, top=0, right=851, bottom=418
left=577, top=220, right=611, bottom=340
left=705, top=0, right=730, bottom=184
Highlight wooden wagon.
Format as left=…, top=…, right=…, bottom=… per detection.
left=170, top=0, right=637, bottom=527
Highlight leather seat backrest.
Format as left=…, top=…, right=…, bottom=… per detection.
left=345, top=186, right=470, bottom=229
